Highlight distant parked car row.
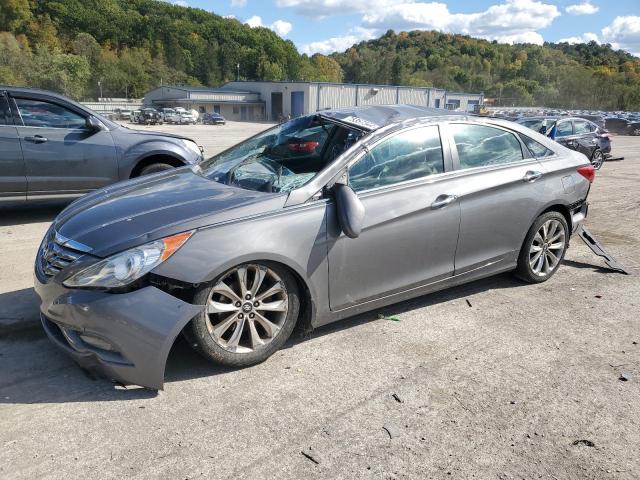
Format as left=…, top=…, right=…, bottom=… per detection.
left=113, top=106, right=227, bottom=126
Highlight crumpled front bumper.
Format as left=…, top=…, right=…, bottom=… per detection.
left=35, top=275, right=203, bottom=390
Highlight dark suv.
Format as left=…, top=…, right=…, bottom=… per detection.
left=516, top=116, right=611, bottom=169
left=1, top=87, right=204, bottom=204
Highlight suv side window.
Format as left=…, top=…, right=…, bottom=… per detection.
left=0, top=95, right=12, bottom=125
left=349, top=125, right=444, bottom=192
left=451, top=124, right=523, bottom=169
left=14, top=98, right=86, bottom=129
left=555, top=121, right=573, bottom=138
left=519, top=133, right=555, bottom=157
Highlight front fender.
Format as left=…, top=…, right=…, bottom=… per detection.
left=119, top=140, right=199, bottom=178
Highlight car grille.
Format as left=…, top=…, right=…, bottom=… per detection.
left=38, top=230, right=84, bottom=279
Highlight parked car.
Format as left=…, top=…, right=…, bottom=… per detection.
left=604, top=117, right=631, bottom=135
left=114, top=108, right=132, bottom=121
left=0, top=86, right=204, bottom=203
left=516, top=116, right=611, bottom=169
left=34, top=105, right=595, bottom=390
left=138, top=108, right=163, bottom=125
left=177, top=111, right=197, bottom=125
left=202, top=112, right=226, bottom=125
left=160, top=107, right=177, bottom=123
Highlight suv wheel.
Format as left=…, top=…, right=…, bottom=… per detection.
left=515, top=211, right=569, bottom=283
left=185, top=262, right=300, bottom=367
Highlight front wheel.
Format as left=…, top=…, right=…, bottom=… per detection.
left=139, top=162, right=174, bottom=176
left=591, top=149, right=604, bottom=170
left=185, top=263, right=300, bottom=367
left=515, top=212, right=569, bottom=283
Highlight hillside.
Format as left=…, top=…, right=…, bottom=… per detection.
left=333, top=30, right=640, bottom=111
left=0, top=0, right=342, bottom=99
left=1, top=1, right=639, bottom=110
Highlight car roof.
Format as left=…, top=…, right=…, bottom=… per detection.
left=317, top=104, right=468, bottom=131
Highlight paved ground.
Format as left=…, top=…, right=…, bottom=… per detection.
left=0, top=128, right=638, bottom=479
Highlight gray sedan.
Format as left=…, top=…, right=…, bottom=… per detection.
left=34, top=105, right=595, bottom=389
left=1, top=87, right=203, bottom=204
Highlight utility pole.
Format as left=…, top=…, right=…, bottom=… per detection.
left=237, top=63, right=240, bottom=81
left=98, top=80, right=103, bottom=100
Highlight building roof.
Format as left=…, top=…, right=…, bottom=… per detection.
left=146, top=85, right=255, bottom=95
left=317, top=104, right=467, bottom=131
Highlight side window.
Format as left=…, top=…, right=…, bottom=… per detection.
left=14, top=98, right=87, bottom=129
left=0, top=96, right=12, bottom=125
left=574, top=120, right=592, bottom=135
left=349, top=125, right=444, bottom=192
left=451, top=124, right=523, bottom=169
left=519, top=133, right=555, bottom=157
left=555, top=121, right=573, bottom=138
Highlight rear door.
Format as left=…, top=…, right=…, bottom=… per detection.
left=572, top=120, right=598, bottom=158
left=0, top=91, right=26, bottom=202
left=444, top=122, right=547, bottom=273
left=10, top=94, right=118, bottom=198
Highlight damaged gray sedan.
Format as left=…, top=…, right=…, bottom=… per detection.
left=35, top=105, right=595, bottom=389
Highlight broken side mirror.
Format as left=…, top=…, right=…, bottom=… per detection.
left=334, top=178, right=365, bottom=239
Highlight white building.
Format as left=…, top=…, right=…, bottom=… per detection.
left=144, top=82, right=484, bottom=122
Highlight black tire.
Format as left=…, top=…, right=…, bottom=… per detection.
left=515, top=211, right=569, bottom=283
left=138, top=162, right=175, bottom=176
left=591, top=149, right=604, bottom=170
left=185, top=262, right=301, bottom=367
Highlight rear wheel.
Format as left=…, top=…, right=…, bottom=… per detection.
left=185, top=262, right=300, bottom=367
left=139, top=162, right=174, bottom=176
left=515, top=212, right=569, bottom=283
left=591, top=149, right=604, bottom=170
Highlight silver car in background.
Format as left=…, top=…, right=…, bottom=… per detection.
left=34, top=105, right=595, bottom=389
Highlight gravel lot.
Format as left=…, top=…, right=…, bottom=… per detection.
left=0, top=125, right=638, bottom=479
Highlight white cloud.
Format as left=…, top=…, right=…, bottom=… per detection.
left=174, top=0, right=188, bottom=6
left=300, top=27, right=377, bottom=55
left=271, top=19, right=293, bottom=36
left=231, top=0, right=247, bottom=6
left=244, top=16, right=293, bottom=37
left=557, top=32, right=599, bottom=44
left=602, top=16, right=640, bottom=57
left=276, top=0, right=404, bottom=17
left=565, top=2, right=599, bottom=15
left=361, top=0, right=559, bottom=42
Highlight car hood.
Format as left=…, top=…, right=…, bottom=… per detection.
left=53, top=167, right=287, bottom=257
left=113, top=125, right=193, bottom=142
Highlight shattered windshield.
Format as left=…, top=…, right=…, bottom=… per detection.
left=200, top=115, right=363, bottom=193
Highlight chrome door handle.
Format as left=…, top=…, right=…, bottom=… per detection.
left=431, top=194, right=457, bottom=209
left=24, top=135, right=48, bottom=144
left=523, top=171, right=543, bottom=182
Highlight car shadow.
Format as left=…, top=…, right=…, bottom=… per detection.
left=2, top=264, right=609, bottom=404
left=0, top=204, right=64, bottom=227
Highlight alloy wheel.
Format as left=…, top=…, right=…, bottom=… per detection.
left=591, top=150, right=604, bottom=170
left=205, top=265, right=289, bottom=353
left=529, top=219, right=566, bottom=277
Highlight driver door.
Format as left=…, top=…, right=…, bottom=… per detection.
left=327, top=125, right=461, bottom=311
left=10, top=94, right=118, bottom=198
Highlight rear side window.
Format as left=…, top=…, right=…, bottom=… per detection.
left=451, top=124, right=523, bottom=169
left=349, top=125, right=444, bottom=192
left=519, top=134, right=555, bottom=157
left=574, top=120, right=594, bottom=134
left=555, top=121, right=573, bottom=137
left=0, top=95, right=12, bottom=125
left=14, top=98, right=86, bottom=129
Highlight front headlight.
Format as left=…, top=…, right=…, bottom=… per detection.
left=63, top=231, right=194, bottom=289
left=182, top=139, right=204, bottom=159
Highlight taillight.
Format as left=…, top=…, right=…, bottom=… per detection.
left=577, top=165, right=595, bottom=183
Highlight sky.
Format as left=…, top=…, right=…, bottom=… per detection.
left=166, top=0, right=640, bottom=57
